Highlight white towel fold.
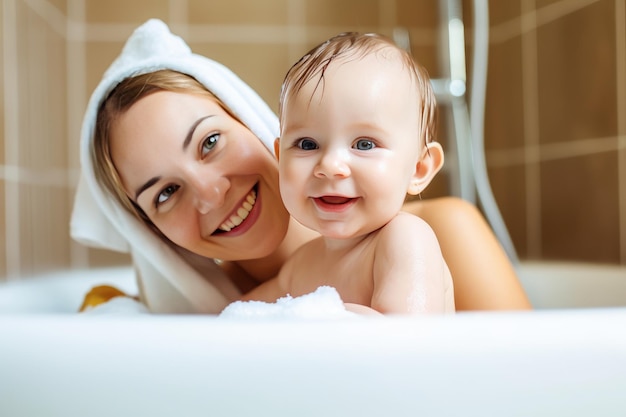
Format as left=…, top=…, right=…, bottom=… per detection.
left=70, top=19, right=280, bottom=313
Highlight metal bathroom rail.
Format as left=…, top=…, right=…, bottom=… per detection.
left=398, top=0, right=519, bottom=263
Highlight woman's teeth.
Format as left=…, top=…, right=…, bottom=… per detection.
left=218, top=189, right=257, bottom=232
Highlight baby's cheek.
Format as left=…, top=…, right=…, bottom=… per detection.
left=278, top=162, right=301, bottom=192
left=278, top=176, right=298, bottom=210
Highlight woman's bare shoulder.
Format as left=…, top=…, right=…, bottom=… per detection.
left=403, top=196, right=481, bottom=222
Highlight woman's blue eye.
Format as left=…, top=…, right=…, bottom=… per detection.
left=201, top=133, right=220, bottom=157
left=354, top=139, right=375, bottom=150
left=296, top=138, right=318, bottom=150
left=156, top=184, right=179, bottom=207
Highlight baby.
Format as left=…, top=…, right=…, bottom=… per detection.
left=244, top=32, right=454, bottom=314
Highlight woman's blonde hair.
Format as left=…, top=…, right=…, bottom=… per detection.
left=93, top=69, right=239, bottom=225
left=279, top=32, right=437, bottom=148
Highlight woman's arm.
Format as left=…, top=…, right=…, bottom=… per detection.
left=403, top=197, right=532, bottom=311
left=239, top=255, right=295, bottom=302
left=239, top=277, right=285, bottom=302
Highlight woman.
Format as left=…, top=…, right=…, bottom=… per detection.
left=72, top=19, right=530, bottom=313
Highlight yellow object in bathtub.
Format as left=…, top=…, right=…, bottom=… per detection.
left=79, top=285, right=136, bottom=312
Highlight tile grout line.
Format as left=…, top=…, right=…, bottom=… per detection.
left=534, top=0, right=601, bottom=27
left=27, top=5, right=43, bottom=268
left=616, top=0, right=626, bottom=264
left=486, top=136, right=621, bottom=167
left=168, top=0, right=188, bottom=39
left=67, top=0, right=89, bottom=268
left=521, top=0, right=542, bottom=258
left=490, top=0, right=601, bottom=44
left=24, top=0, right=66, bottom=37
left=3, top=0, right=21, bottom=279
left=0, top=165, right=80, bottom=186
left=286, top=0, right=307, bottom=66
left=80, top=22, right=437, bottom=46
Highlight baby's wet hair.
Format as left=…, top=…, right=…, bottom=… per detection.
left=279, top=32, right=437, bottom=148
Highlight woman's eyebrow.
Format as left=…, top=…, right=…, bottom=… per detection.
left=135, top=176, right=161, bottom=201
left=183, top=115, right=214, bottom=150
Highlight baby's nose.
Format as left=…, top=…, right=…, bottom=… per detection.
left=314, top=149, right=351, bottom=178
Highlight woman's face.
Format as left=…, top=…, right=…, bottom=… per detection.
left=109, top=91, right=290, bottom=261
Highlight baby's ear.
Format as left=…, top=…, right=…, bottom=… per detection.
left=274, top=137, right=280, bottom=160
left=407, top=142, right=444, bottom=195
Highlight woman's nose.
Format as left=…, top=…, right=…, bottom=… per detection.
left=188, top=173, right=230, bottom=215
left=314, top=149, right=351, bottom=178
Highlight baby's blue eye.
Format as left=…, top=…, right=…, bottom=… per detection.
left=297, top=138, right=318, bottom=150
left=156, top=184, right=179, bottom=207
left=354, top=139, right=375, bottom=150
left=201, top=133, right=220, bottom=157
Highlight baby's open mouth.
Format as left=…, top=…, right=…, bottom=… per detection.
left=216, top=187, right=257, bottom=233
left=313, top=195, right=358, bottom=212
left=317, top=196, right=354, bottom=205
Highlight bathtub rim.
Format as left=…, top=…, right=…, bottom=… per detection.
left=1, top=260, right=625, bottom=313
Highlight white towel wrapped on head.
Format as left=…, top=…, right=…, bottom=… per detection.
left=70, top=19, right=279, bottom=314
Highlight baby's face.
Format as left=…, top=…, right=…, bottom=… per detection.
left=279, top=51, right=425, bottom=239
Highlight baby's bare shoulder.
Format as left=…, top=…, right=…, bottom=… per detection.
left=375, top=212, right=442, bottom=258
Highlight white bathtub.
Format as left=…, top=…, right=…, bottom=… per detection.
left=517, top=261, right=626, bottom=309
left=1, top=262, right=625, bottom=417
left=0, top=266, right=138, bottom=314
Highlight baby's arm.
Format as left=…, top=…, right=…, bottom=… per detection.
left=239, top=278, right=284, bottom=302
left=371, top=212, right=454, bottom=314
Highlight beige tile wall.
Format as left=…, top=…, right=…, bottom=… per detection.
left=1, top=0, right=624, bottom=280
left=484, top=0, right=626, bottom=263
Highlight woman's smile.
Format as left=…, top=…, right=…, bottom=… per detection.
left=215, top=185, right=259, bottom=235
